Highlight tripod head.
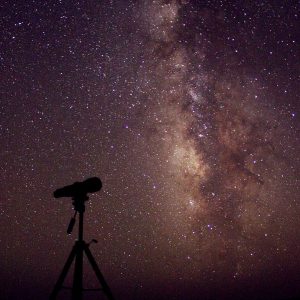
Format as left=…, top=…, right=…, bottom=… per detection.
left=53, top=177, right=102, bottom=212
left=53, top=177, right=102, bottom=235
left=72, top=195, right=89, bottom=213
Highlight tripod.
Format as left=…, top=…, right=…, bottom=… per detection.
left=49, top=195, right=115, bottom=300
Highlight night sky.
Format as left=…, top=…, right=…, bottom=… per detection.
left=0, top=1, right=300, bottom=299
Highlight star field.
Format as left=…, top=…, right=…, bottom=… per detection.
left=0, top=1, right=299, bottom=299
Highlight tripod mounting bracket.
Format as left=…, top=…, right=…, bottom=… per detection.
left=72, top=195, right=89, bottom=213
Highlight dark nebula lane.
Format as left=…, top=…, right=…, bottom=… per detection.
left=0, top=1, right=299, bottom=299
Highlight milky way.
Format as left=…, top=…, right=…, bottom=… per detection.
left=0, top=1, right=299, bottom=299
left=136, top=0, right=299, bottom=287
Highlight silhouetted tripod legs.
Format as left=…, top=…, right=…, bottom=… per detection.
left=49, top=243, right=78, bottom=300
left=49, top=241, right=115, bottom=300
left=84, top=244, right=115, bottom=300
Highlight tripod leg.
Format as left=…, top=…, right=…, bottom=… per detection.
left=72, top=241, right=84, bottom=300
left=49, top=243, right=77, bottom=300
left=84, top=244, right=115, bottom=300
